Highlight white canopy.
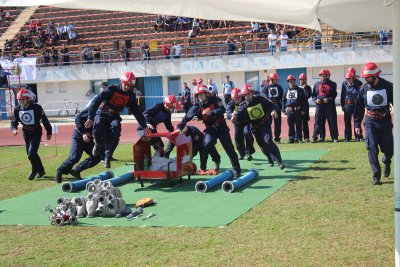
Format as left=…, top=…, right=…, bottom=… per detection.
left=0, top=0, right=394, bottom=32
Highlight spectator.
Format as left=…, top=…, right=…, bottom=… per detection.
left=154, top=15, right=164, bottom=32
left=93, top=45, right=101, bottom=63
left=192, top=19, right=201, bottom=36
left=141, top=42, right=151, bottom=61
left=5, top=10, right=10, bottom=23
left=68, top=30, right=77, bottom=45
left=379, top=30, right=389, bottom=45
left=120, top=45, right=130, bottom=62
left=29, top=20, right=37, bottom=35
left=34, top=38, right=43, bottom=51
left=251, top=22, right=260, bottom=38
left=171, top=42, right=181, bottom=59
left=278, top=30, right=289, bottom=52
left=161, top=42, right=171, bottom=59
left=225, top=35, right=236, bottom=55
left=268, top=29, right=278, bottom=53
left=19, top=49, right=27, bottom=58
left=222, top=75, right=235, bottom=105
left=188, top=29, right=196, bottom=44
left=207, top=79, right=218, bottom=96
left=41, top=48, right=50, bottom=67
left=82, top=46, right=93, bottom=64
left=4, top=39, right=12, bottom=52
left=60, top=44, right=69, bottom=65
left=237, top=35, right=246, bottom=54
left=50, top=47, right=59, bottom=66
left=314, top=32, right=322, bottom=49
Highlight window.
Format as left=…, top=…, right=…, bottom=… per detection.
left=245, top=71, right=259, bottom=91
left=168, top=76, right=181, bottom=96
left=46, top=82, right=55, bottom=94
left=59, top=82, right=67, bottom=93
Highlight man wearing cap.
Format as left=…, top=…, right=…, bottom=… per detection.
left=354, top=62, right=393, bottom=185
left=85, top=71, right=149, bottom=168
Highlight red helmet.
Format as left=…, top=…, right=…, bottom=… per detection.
left=325, top=69, right=331, bottom=75
left=197, top=78, right=203, bottom=84
left=231, top=88, right=241, bottom=100
left=299, top=73, right=307, bottom=80
left=318, top=69, right=328, bottom=76
left=345, top=72, right=355, bottom=79
left=191, top=78, right=197, bottom=85
left=347, top=67, right=357, bottom=75
left=268, top=73, right=279, bottom=80
left=119, top=71, right=136, bottom=86
left=241, top=84, right=256, bottom=95
left=361, top=62, right=381, bottom=78
left=163, top=95, right=177, bottom=108
left=194, top=84, right=211, bottom=95
left=286, top=75, right=296, bottom=81
left=17, top=88, right=35, bottom=101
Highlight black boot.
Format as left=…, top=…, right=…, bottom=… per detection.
left=372, top=177, right=382, bottom=185
left=56, top=169, right=63, bottom=183
left=28, top=171, right=38, bottom=180
left=37, top=170, right=46, bottom=178
left=278, top=161, right=286, bottom=170
left=384, top=164, right=391, bottom=178
left=214, top=161, right=220, bottom=171
left=104, top=158, right=111, bottom=168
left=70, top=169, right=82, bottom=179
left=247, top=154, right=253, bottom=161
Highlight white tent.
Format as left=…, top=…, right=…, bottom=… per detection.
left=1, top=0, right=399, bottom=265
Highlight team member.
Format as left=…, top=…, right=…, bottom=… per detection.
left=354, top=62, right=393, bottom=185
left=261, top=73, right=284, bottom=144
left=311, top=69, right=339, bottom=143
left=226, top=88, right=255, bottom=160
left=56, top=107, right=102, bottom=183
left=84, top=71, right=149, bottom=168
left=178, top=84, right=241, bottom=177
left=298, top=73, right=312, bottom=142
left=141, top=95, right=176, bottom=156
left=11, top=89, right=52, bottom=180
left=340, top=71, right=362, bottom=142
left=282, top=75, right=307, bottom=143
left=232, top=84, right=285, bottom=169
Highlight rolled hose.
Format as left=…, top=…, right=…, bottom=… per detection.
left=222, top=169, right=259, bottom=193
left=62, top=170, right=114, bottom=193
left=195, top=169, right=235, bottom=193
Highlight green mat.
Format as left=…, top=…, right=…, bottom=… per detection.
left=0, top=150, right=327, bottom=227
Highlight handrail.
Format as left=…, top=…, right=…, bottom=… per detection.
left=26, top=31, right=392, bottom=68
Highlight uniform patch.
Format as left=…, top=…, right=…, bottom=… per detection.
left=19, top=110, right=35, bottom=125
left=367, top=89, right=387, bottom=107
left=268, top=86, right=279, bottom=98
left=247, top=103, right=265, bottom=120
left=287, top=90, right=298, bottom=99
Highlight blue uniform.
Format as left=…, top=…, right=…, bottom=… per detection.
left=312, top=80, right=339, bottom=141
left=354, top=77, right=393, bottom=182
left=236, top=95, right=284, bottom=166
left=143, top=102, right=174, bottom=150
left=88, top=84, right=146, bottom=160
left=182, top=86, right=193, bottom=114
left=226, top=99, right=255, bottom=157
left=11, top=102, right=52, bottom=177
left=341, top=80, right=362, bottom=141
left=298, top=84, right=312, bottom=140
left=282, top=85, right=307, bottom=142
left=57, top=108, right=102, bottom=176
left=261, top=83, right=284, bottom=143
left=179, top=96, right=240, bottom=174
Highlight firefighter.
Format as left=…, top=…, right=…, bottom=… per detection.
left=178, top=84, right=241, bottom=177
left=341, top=71, right=362, bottom=142
left=84, top=71, right=149, bottom=168
left=232, top=84, right=286, bottom=169
left=56, top=107, right=102, bottom=183
left=226, top=88, right=255, bottom=160
left=282, top=75, right=307, bottom=143
left=311, top=69, right=339, bottom=143
left=298, top=73, right=312, bottom=142
left=11, top=89, right=52, bottom=180
left=141, top=95, right=176, bottom=156
left=354, top=62, right=393, bottom=185
left=261, top=73, right=284, bottom=144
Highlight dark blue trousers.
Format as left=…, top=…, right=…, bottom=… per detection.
left=58, top=130, right=101, bottom=174
left=313, top=103, right=338, bottom=140
left=23, top=131, right=44, bottom=173
left=287, top=109, right=303, bottom=141
left=301, top=110, right=310, bottom=140
left=364, top=116, right=393, bottom=179
left=252, top=123, right=283, bottom=164
left=203, top=124, right=240, bottom=173
left=343, top=105, right=363, bottom=140
left=93, top=112, right=121, bottom=158
left=234, top=123, right=255, bottom=157
left=269, top=110, right=282, bottom=142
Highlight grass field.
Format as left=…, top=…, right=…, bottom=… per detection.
left=0, top=141, right=394, bottom=266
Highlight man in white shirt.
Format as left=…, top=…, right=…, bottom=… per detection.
left=268, top=29, right=277, bottom=53
left=172, top=42, right=182, bottom=59
left=207, top=79, right=218, bottom=96
left=279, top=30, right=289, bottom=52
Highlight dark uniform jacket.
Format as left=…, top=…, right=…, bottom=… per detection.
left=11, top=102, right=52, bottom=135
left=144, top=103, right=174, bottom=132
